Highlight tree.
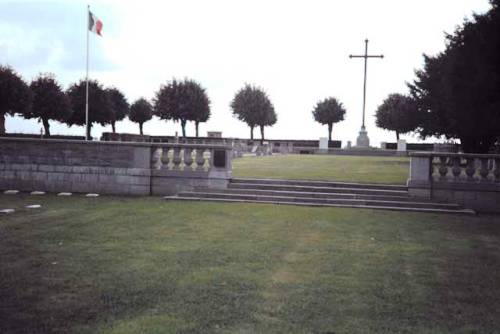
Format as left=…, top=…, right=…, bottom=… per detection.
left=129, top=98, right=153, bottom=135
left=106, top=87, right=129, bottom=133
left=408, top=0, right=500, bottom=153
left=22, top=73, right=71, bottom=136
left=312, top=97, right=346, bottom=141
left=230, top=84, right=277, bottom=142
left=154, top=79, right=210, bottom=138
left=66, top=80, right=112, bottom=139
left=0, top=65, right=32, bottom=134
left=375, top=94, right=418, bottom=141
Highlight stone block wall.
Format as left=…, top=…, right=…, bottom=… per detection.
left=0, top=138, right=152, bottom=195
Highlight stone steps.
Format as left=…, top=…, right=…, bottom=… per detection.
left=174, top=191, right=463, bottom=210
left=228, top=182, right=408, bottom=196
left=164, top=178, right=475, bottom=215
left=231, top=178, right=408, bottom=191
left=164, top=195, right=475, bottom=215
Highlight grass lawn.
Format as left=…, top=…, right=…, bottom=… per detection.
left=232, top=154, right=410, bottom=184
left=1, top=194, right=500, bottom=333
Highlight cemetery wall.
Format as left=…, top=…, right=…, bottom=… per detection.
left=0, top=138, right=232, bottom=196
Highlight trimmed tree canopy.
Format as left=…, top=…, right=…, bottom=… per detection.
left=24, top=73, right=71, bottom=136
left=67, top=79, right=112, bottom=139
left=312, top=97, right=346, bottom=141
left=408, top=0, right=500, bottom=152
left=129, top=98, right=153, bottom=135
left=375, top=94, right=418, bottom=141
left=230, top=84, right=277, bottom=141
left=0, top=65, right=32, bottom=134
left=154, top=79, right=210, bottom=137
left=106, top=87, right=129, bottom=133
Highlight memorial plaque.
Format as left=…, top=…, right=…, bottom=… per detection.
left=213, top=150, right=226, bottom=168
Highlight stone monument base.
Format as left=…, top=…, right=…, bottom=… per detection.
left=356, top=126, right=370, bottom=148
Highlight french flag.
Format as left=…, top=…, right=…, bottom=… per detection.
left=88, top=11, right=103, bottom=36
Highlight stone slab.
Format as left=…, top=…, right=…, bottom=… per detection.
left=4, top=190, right=19, bottom=195
left=0, top=209, right=15, bottom=214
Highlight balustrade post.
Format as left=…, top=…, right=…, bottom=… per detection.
left=479, top=157, right=490, bottom=182
left=161, top=147, right=170, bottom=169
left=184, top=147, right=193, bottom=171
left=465, top=157, right=476, bottom=181
left=494, top=158, right=500, bottom=182
left=172, top=147, right=182, bottom=170
left=451, top=156, right=462, bottom=180
left=438, top=156, right=449, bottom=180
left=407, top=153, right=432, bottom=198
left=152, top=148, right=163, bottom=170
left=195, top=148, right=206, bottom=171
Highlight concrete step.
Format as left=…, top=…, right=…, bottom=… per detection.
left=228, top=182, right=408, bottom=196
left=178, top=191, right=462, bottom=210
left=231, top=178, right=408, bottom=191
left=164, top=195, right=476, bottom=215
left=203, top=187, right=416, bottom=202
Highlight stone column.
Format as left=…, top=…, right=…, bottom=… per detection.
left=407, top=153, right=432, bottom=198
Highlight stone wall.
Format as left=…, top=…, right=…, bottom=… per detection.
left=407, top=152, right=500, bottom=213
left=0, top=138, right=232, bottom=196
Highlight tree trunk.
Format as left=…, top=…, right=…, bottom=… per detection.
left=139, top=122, right=143, bottom=135
left=195, top=121, right=199, bottom=138
left=42, top=118, right=50, bottom=137
left=181, top=119, right=186, bottom=138
left=112, top=122, right=116, bottom=134
left=260, top=125, right=265, bottom=144
left=328, top=123, right=332, bottom=142
left=250, top=126, right=254, bottom=140
left=396, top=131, right=400, bottom=141
left=86, top=123, right=92, bottom=140
left=0, top=113, right=6, bottom=135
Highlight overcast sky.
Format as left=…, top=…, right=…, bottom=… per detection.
left=1, top=0, right=492, bottom=144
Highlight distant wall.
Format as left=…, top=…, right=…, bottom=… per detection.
left=0, top=137, right=232, bottom=196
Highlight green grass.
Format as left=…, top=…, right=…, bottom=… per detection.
left=232, top=154, right=410, bottom=184
left=1, top=194, right=500, bottom=333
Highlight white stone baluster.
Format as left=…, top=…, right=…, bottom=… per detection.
left=195, top=148, right=206, bottom=171
left=161, top=147, right=170, bottom=170
left=184, top=147, right=193, bottom=171
left=465, top=157, right=476, bottom=181
left=479, top=157, right=490, bottom=182
left=172, top=147, right=182, bottom=170
left=451, top=156, right=462, bottom=181
left=152, top=148, right=163, bottom=169
left=438, top=156, right=449, bottom=180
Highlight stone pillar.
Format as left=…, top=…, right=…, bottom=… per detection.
left=397, top=139, right=407, bottom=152
left=356, top=126, right=370, bottom=148
left=319, top=137, right=328, bottom=154
left=407, top=153, right=432, bottom=198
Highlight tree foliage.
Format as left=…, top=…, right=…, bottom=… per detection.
left=375, top=94, right=418, bottom=141
left=0, top=65, right=32, bottom=134
left=106, top=87, right=129, bottom=133
left=129, top=98, right=153, bottom=135
left=66, top=80, right=112, bottom=139
left=230, top=84, right=277, bottom=142
left=408, top=0, right=500, bottom=152
left=154, top=79, right=210, bottom=137
left=23, top=73, right=71, bottom=136
left=312, top=97, right=346, bottom=141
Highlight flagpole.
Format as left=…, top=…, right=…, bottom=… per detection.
left=85, top=4, right=90, bottom=141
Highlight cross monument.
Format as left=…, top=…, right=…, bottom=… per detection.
left=349, top=39, right=384, bottom=148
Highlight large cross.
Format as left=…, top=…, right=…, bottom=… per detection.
left=349, top=39, right=383, bottom=147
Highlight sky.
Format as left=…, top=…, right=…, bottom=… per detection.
left=0, top=0, right=493, bottom=145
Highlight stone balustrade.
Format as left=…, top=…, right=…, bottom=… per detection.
left=408, top=152, right=500, bottom=212
left=0, top=137, right=233, bottom=196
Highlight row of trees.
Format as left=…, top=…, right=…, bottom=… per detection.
left=375, top=0, right=500, bottom=153
left=1, top=65, right=349, bottom=142
left=0, top=67, right=157, bottom=138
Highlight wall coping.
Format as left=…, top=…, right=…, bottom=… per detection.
left=0, top=137, right=233, bottom=150
left=409, top=151, right=500, bottom=159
